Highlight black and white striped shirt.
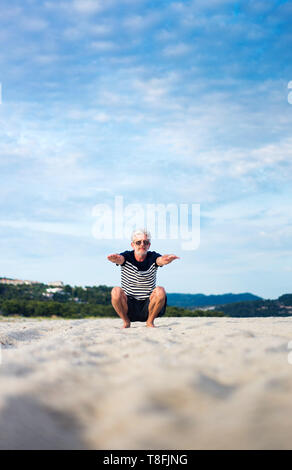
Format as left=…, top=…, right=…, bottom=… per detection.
left=117, top=250, right=162, bottom=300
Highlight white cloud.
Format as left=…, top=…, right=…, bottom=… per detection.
left=130, top=72, right=180, bottom=107
left=0, top=220, right=89, bottom=238
left=243, top=0, right=278, bottom=15
left=173, top=0, right=236, bottom=12
left=21, top=17, right=48, bottom=32
left=163, top=42, right=192, bottom=56
left=123, top=11, right=161, bottom=31
left=71, top=0, right=104, bottom=14
left=90, top=24, right=112, bottom=35
left=133, top=78, right=169, bottom=103
left=91, top=40, right=116, bottom=51
left=97, top=90, right=126, bottom=106
left=0, top=5, right=22, bottom=19
left=63, top=26, right=83, bottom=41
left=92, top=112, right=111, bottom=123
left=200, top=191, right=292, bottom=258
left=155, top=29, right=177, bottom=41
left=33, top=54, right=59, bottom=64
left=63, top=23, right=112, bottom=41
left=123, top=15, right=145, bottom=30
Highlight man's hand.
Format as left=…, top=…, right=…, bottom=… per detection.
left=107, top=254, right=125, bottom=265
left=156, top=254, right=180, bottom=266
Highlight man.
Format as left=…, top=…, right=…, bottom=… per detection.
left=107, top=229, right=179, bottom=328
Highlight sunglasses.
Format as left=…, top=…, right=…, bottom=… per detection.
left=134, top=240, right=150, bottom=246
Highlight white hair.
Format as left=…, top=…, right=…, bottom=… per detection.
left=131, top=228, right=151, bottom=242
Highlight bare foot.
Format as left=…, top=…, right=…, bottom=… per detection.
left=122, top=322, right=131, bottom=329
left=146, top=322, right=156, bottom=328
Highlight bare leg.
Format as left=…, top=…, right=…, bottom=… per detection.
left=147, top=286, right=166, bottom=328
left=111, top=287, right=130, bottom=328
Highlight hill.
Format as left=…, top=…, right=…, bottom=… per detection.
left=219, top=294, right=292, bottom=317
left=166, top=292, right=262, bottom=308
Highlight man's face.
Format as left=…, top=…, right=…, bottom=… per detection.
left=131, top=233, right=151, bottom=256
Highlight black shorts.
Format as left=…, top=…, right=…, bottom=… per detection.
left=127, top=295, right=167, bottom=322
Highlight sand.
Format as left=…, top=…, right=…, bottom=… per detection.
left=0, top=316, right=292, bottom=450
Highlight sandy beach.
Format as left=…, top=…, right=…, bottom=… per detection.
left=0, top=316, right=292, bottom=450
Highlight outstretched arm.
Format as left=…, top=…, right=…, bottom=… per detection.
left=107, top=254, right=125, bottom=265
left=156, top=254, right=180, bottom=266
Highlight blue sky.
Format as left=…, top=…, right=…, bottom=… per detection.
left=1, top=0, right=292, bottom=299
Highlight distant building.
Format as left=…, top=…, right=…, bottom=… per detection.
left=45, top=288, right=64, bottom=294
left=0, top=277, right=64, bottom=287
left=43, top=292, right=53, bottom=298
left=0, top=278, right=39, bottom=286
left=195, top=306, right=216, bottom=311
left=43, top=287, right=64, bottom=299
left=48, top=281, right=64, bottom=287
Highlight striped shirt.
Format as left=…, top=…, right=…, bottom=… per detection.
left=117, top=250, right=162, bottom=300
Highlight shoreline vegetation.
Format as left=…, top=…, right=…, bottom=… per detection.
left=0, top=281, right=291, bottom=319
